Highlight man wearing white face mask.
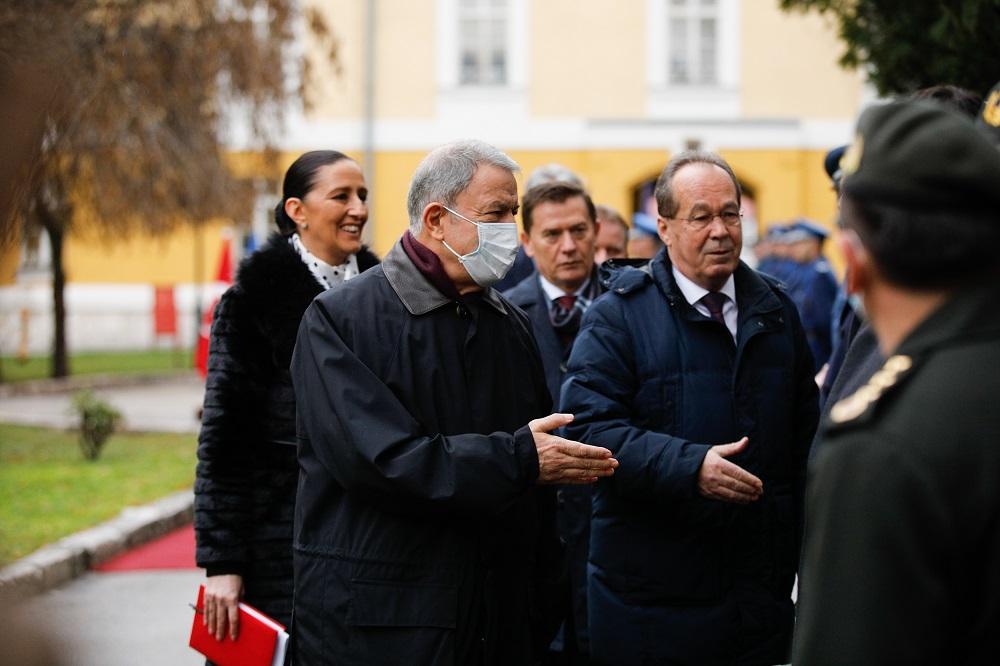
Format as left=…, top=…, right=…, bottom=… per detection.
left=290, top=139, right=618, bottom=666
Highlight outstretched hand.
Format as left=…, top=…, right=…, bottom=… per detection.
left=697, top=437, right=763, bottom=504
left=529, top=413, right=618, bottom=485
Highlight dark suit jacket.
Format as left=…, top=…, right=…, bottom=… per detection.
left=504, top=269, right=603, bottom=657
left=504, top=271, right=566, bottom=404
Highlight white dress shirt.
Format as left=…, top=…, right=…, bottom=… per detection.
left=671, top=266, right=738, bottom=340
left=538, top=274, right=593, bottom=310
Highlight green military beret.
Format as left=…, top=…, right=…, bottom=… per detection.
left=841, top=99, right=1000, bottom=212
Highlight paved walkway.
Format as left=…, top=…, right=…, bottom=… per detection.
left=18, top=558, right=204, bottom=665
left=3, top=377, right=209, bottom=664
left=0, top=374, right=204, bottom=433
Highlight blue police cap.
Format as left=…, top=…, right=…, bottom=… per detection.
left=824, top=145, right=848, bottom=186
left=787, top=219, right=830, bottom=242
left=631, top=211, right=659, bottom=237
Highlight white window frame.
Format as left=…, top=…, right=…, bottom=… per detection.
left=436, top=0, right=527, bottom=93
left=646, top=0, right=741, bottom=119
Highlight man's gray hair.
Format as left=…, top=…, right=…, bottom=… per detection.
left=525, top=163, right=584, bottom=191
left=654, top=150, right=742, bottom=218
left=407, top=140, right=520, bottom=233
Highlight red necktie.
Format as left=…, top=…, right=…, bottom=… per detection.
left=700, top=292, right=727, bottom=326
left=555, top=295, right=577, bottom=312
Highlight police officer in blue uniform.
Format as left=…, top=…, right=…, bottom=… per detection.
left=778, top=220, right=838, bottom=370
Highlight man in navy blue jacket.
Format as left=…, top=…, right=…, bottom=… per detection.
left=561, top=151, right=819, bottom=666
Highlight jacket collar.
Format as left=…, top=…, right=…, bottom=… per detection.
left=649, top=248, right=783, bottom=318
left=382, top=238, right=509, bottom=316
left=896, top=285, right=1000, bottom=357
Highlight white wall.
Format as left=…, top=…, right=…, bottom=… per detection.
left=0, top=282, right=229, bottom=355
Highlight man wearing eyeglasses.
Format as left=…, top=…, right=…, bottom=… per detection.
left=561, top=151, right=819, bottom=665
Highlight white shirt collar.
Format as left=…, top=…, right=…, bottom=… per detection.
left=538, top=273, right=591, bottom=303
left=671, top=266, right=736, bottom=307
left=290, top=233, right=359, bottom=290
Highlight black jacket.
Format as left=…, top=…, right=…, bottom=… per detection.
left=504, top=269, right=603, bottom=657
left=794, top=286, right=1000, bottom=665
left=194, top=234, right=378, bottom=624
left=561, top=249, right=818, bottom=665
left=290, top=240, right=559, bottom=665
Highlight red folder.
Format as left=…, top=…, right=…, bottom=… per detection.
left=188, top=585, right=289, bottom=666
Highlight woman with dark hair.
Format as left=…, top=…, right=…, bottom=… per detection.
left=194, top=151, right=379, bottom=643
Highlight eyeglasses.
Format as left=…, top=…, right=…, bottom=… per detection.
left=670, top=211, right=743, bottom=231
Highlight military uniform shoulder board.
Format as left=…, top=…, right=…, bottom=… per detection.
left=828, top=354, right=915, bottom=427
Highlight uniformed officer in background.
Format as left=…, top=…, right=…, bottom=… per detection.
left=793, top=99, right=1000, bottom=664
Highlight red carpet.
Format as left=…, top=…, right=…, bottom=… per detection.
left=93, top=524, right=198, bottom=571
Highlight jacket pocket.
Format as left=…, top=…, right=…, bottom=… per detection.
left=347, top=579, right=457, bottom=628
left=344, top=579, right=458, bottom=664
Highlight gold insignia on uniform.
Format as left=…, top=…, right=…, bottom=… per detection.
left=829, top=393, right=868, bottom=424
left=840, top=133, right=864, bottom=176
left=983, top=90, right=1000, bottom=128
left=883, top=355, right=912, bottom=373
left=829, top=354, right=913, bottom=424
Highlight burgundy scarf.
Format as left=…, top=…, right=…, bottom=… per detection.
left=401, top=231, right=463, bottom=301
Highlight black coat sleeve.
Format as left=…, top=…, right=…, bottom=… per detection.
left=194, top=287, right=262, bottom=573
left=291, top=298, right=541, bottom=516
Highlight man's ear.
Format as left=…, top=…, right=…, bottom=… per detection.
left=521, top=229, right=535, bottom=258
left=657, top=216, right=671, bottom=248
left=423, top=203, right=447, bottom=241
left=839, top=229, right=869, bottom=294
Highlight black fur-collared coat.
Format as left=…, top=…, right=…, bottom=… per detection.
left=194, top=233, right=379, bottom=624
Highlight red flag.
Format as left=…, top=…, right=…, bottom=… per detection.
left=194, top=235, right=234, bottom=378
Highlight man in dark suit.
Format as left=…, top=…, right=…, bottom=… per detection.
left=504, top=180, right=602, bottom=664
left=504, top=181, right=603, bottom=402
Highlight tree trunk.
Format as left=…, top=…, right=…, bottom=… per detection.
left=35, top=193, right=70, bottom=379
left=47, top=222, right=68, bottom=378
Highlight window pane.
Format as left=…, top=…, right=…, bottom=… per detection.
left=458, top=1, right=508, bottom=86
left=460, top=51, right=479, bottom=84
left=490, top=50, right=506, bottom=85
left=669, top=17, right=688, bottom=84
left=699, top=17, right=716, bottom=83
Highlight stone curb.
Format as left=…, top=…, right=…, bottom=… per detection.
left=0, top=489, right=194, bottom=599
left=0, top=371, right=200, bottom=399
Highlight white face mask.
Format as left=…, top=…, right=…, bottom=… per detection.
left=440, top=204, right=519, bottom=288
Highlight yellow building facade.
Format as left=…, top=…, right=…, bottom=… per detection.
left=1, top=0, right=867, bottom=353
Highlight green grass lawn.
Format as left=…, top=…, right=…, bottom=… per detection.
left=0, top=348, right=194, bottom=384
left=0, top=423, right=197, bottom=565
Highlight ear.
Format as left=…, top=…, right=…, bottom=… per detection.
left=657, top=215, right=671, bottom=247
left=838, top=229, right=869, bottom=294
left=423, top=202, right=448, bottom=241
left=520, top=229, right=536, bottom=258
left=285, top=198, right=306, bottom=225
